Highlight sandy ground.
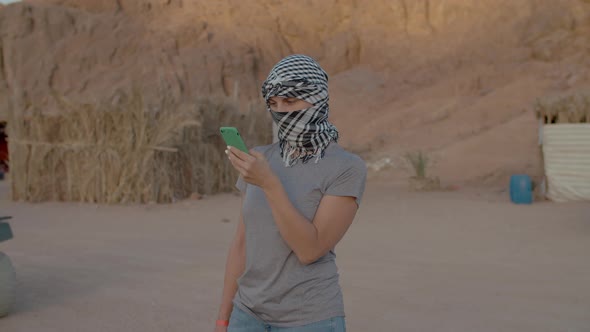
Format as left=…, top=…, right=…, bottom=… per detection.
left=0, top=180, right=589, bottom=332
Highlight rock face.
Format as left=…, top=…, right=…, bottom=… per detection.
left=0, top=1, right=266, bottom=116
left=1, top=0, right=589, bottom=184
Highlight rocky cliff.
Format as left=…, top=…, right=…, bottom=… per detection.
left=1, top=0, right=589, bottom=184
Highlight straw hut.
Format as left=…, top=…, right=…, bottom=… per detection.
left=5, top=91, right=271, bottom=204
left=534, top=90, right=590, bottom=202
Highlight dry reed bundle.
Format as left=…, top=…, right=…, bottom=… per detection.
left=7, top=91, right=271, bottom=203
left=534, top=90, right=590, bottom=124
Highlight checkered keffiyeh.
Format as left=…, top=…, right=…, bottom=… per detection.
left=262, top=55, right=339, bottom=167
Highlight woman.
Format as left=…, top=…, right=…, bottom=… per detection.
left=215, top=55, right=367, bottom=332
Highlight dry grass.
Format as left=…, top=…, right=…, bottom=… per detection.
left=404, top=150, right=441, bottom=191
left=7, top=90, right=271, bottom=203
left=534, top=90, right=590, bottom=124
left=404, top=150, right=430, bottom=179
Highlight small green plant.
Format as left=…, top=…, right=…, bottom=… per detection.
left=404, top=151, right=429, bottom=179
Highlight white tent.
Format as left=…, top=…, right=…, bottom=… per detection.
left=541, top=124, right=590, bottom=202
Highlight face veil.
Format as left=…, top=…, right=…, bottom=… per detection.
left=262, top=55, right=339, bottom=167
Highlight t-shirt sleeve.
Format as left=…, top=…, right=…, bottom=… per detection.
left=324, top=156, right=367, bottom=206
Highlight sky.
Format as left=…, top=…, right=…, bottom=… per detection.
left=0, top=0, right=21, bottom=3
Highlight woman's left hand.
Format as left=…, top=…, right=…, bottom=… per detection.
left=226, top=146, right=277, bottom=189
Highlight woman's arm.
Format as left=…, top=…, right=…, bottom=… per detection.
left=216, top=203, right=246, bottom=323
left=263, top=178, right=358, bottom=265
left=227, top=147, right=358, bottom=265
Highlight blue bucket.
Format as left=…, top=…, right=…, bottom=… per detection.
left=510, top=174, right=533, bottom=204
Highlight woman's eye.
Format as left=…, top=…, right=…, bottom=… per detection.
left=286, top=99, right=297, bottom=104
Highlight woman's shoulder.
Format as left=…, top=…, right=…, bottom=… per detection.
left=322, top=144, right=367, bottom=200
left=326, top=143, right=365, bottom=163
left=251, top=142, right=280, bottom=154
left=325, top=143, right=367, bottom=173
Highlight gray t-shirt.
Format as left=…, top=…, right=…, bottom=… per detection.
left=233, top=142, right=367, bottom=327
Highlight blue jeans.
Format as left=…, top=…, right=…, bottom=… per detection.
left=228, top=306, right=346, bottom=332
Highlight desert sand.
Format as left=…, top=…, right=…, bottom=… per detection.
left=1, top=179, right=589, bottom=331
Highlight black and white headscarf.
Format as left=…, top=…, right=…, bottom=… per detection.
left=262, top=54, right=339, bottom=167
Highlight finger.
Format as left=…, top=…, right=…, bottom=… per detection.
left=249, top=150, right=265, bottom=160
left=233, top=160, right=247, bottom=174
left=226, top=149, right=249, bottom=171
left=228, top=148, right=255, bottom=172
left=228, top=146, right=254, bottom=162
left=228, top=156, right=248, bottom=176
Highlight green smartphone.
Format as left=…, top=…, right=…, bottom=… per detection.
left=219, top=127, right=249, bottom=153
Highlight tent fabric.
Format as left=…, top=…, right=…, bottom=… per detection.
left=542, top=124, right=590, bottom=202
